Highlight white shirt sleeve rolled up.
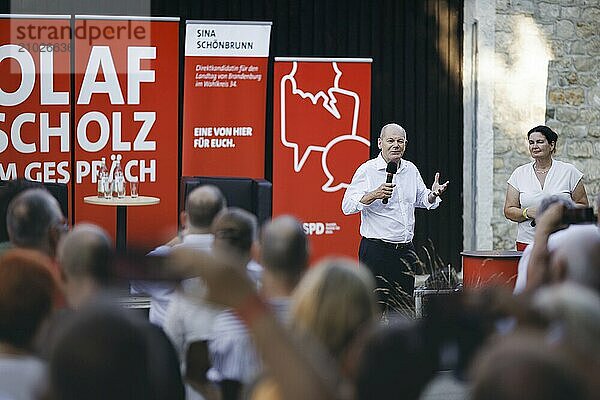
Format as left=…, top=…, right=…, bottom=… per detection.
left=342, top=154, right=441, bottom=243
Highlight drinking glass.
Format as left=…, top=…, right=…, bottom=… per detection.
left=130, top=181, right=139, bottom=198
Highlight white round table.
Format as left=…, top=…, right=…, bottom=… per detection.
left=84, top=195, right=160, bottom=250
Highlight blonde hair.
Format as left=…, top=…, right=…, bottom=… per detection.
left=289, top=258, right=377, bottom=361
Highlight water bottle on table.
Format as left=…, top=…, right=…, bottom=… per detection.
left=97, top=157, right=109, bottom=198
left=113, top=159, right=126, bottom=199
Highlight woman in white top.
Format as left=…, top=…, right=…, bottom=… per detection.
left=504, top=125, right=588, bottom=250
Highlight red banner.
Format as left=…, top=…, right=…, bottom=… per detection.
left=273, top=58, right=372, bottom=262
left=73, top=16, right=180, bottom=250
left=0, top=15, right=72, bottom=201
left=182, top=21, right=271, bottom=178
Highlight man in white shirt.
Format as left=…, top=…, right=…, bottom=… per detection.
left=130, top=185, right=226, bottom=326
left=514, top=223, right=600, bottom=294
left=518, top=194, right=600, bottom=294
left=165, top=208, right=262, bottom=400
left=513, top=195, right=599, bottom=294
left=208, top=215, right=308, bottom=392
left=342, top=123, right=448, bottom=308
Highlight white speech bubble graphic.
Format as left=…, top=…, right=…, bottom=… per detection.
left=321, top=134, right=370, bottom=192
left=279, top=61, right=360, bottom=172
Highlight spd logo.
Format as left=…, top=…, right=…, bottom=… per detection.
left=303, top=222, right=340, bottom=236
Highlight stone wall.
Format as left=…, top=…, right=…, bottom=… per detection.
left=491, top=0, right=600, bottom=250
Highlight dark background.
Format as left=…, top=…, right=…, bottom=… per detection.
left=3, top=0, right=464, bottom=268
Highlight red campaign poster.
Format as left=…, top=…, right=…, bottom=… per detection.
left=0, top=15, right=72, bottom=205
left=273, top=58, right=372, bottom=263
left=73, top=16, right=179, bottom=250
left=182, top=21, right=271, bottom=178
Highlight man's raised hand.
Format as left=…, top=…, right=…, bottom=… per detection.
left=431, top=172, right=449, bottom=197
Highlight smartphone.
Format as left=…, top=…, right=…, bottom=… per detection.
left=562, top=207, right=596, bottom=225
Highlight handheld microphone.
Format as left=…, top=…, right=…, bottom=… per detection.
left=382, top=161, right=398, bottom=204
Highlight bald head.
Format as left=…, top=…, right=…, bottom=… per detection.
left=7, top=188, right=65, bottom=255
left=260, top=215, right=309, bottom=288
left=550, top=229, right=600, bottom=292
left=58, top=224, right=114, bottom=286
left=379, top=123, right=407, bottom=140
left=185, top=185, right=226, bottom=230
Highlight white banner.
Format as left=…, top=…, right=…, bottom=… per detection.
left=185, top=21, right=271, bottom=57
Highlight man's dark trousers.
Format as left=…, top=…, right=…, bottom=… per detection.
left=359, top=237, right=417, bottom=310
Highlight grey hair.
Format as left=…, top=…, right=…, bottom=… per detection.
left=537, top=195, right=575, bottom=217
left=6, top=188, right=64, bottom=249
left=380, top=123, right=407, bottom=139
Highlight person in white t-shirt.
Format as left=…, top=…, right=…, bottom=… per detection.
left=503, top=125, right=588, bottom=250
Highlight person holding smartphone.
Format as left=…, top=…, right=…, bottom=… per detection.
left=524, top=195, right=600, bottom=292
left=513, top=195, right=598, bottom=294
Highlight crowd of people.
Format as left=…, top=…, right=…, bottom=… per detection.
left=0, top=124, right=599, bottom=400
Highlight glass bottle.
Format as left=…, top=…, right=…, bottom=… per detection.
left=113, top=160, right=126, bottom=199
left=98, top=157, right=109, bottom=198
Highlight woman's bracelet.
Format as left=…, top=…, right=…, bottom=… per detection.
left=522, top=207, right=529, bottom=219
